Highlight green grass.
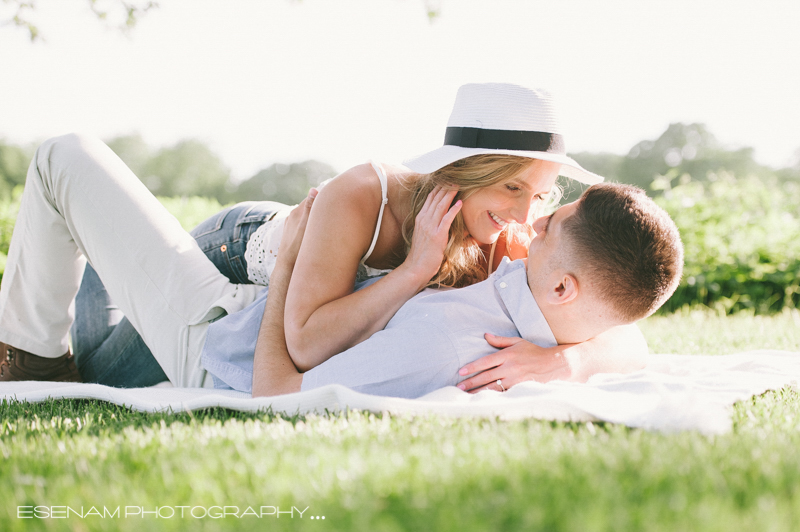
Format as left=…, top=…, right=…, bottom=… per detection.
left=640, top=307, right=800, bottom=355
left=2, top=311, right=800, bottom=531
left=157, top=196, right=229, bottom=232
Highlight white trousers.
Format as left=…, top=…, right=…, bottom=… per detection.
left=0, top=134, right=261, bottom=387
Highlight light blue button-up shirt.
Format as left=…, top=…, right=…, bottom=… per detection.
left=201, top=258, right=557, bottom=398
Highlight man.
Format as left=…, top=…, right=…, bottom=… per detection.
left=212, top=182, right=683, bottom=398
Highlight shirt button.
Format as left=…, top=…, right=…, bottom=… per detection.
left=499, top=282, right=507, bottom=289
left=220, top=244, right=227, bottom=252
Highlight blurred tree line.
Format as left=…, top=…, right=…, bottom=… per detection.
left=108, top=134, right=337, bottom=205
left=563, top=122, right=800, bottom=202
left=0, top=134, right=338, bottom=206
left=1, top=125, right=798, bottom=314
left=3, top=123, right=797, bottom=206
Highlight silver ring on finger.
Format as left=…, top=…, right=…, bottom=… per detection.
left=497, top=379, right=505, bottom=392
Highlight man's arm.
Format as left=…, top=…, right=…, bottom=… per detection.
left=252, top=268, right=457, bottom=398
left=251, top=190, right=317, bottom=397
left=251, top=250, right=303, bottom=397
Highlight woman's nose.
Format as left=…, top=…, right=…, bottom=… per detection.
left=509, top=196, right=534, bottom=224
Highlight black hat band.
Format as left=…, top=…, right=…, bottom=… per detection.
left=444, top=127, right=565, bottom=154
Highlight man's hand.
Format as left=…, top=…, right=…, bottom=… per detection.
left=279, top=187, right=318, bottom=266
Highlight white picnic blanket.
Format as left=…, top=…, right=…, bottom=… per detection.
left=2, top=351, right=798, bottom=434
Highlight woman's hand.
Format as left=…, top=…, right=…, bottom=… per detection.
left=456, top=334, right=578, bottom=393
left=278, top=188, right=318, bottom=266
left=402, top=186, right=462, bottom=285
left=456, top=324, right=649, bottom=392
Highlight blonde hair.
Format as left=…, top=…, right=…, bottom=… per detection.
left=402, top=154, right=559, bottom=288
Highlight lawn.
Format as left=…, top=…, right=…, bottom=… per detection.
left=2, top=310, right=799, bottom=532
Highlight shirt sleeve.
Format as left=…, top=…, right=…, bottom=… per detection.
left=300, top=320, right=459, bottom=399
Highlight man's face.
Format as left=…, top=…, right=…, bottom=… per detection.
left=526, top=199, right=581, bottom=291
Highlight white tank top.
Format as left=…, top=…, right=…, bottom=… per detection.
left=244, top=162, right=392, bottom=285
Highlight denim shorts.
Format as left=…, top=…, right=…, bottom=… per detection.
left=71, top=200, right=291, bottom=387
left=190, top=200, right=292, bottom=284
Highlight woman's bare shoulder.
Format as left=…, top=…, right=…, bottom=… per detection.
left=316, top=162, right=415, bottom=229
left=301, top=164, right=384, bottom=255
left=305, top=162, right=413, bottom=266
left=319, top=163, right=383, bottom=204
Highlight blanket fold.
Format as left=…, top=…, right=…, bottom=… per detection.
left=2, top=351, right=798, bottom=434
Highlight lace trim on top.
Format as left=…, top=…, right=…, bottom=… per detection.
left=244, top=210, right=292, bottom=285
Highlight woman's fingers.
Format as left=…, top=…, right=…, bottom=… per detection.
left=404, top=186, right=460, bottom=284
left=465, top=380, right=508, bottom=394
left=457, top=339, right=580, bottom=394
left=456, top=335, right=548, bottom=393
left=456, top=335, right=523, bottom=377
left=456, top=351, right=511, bottom=392
left=457, top=365, right=508, bottom=392
left=458, top=350, right=504, bottom=377
left=440, top=198, right=462, bottom=230
left=419, top=185, right=443, bottom=217
left=433, top=190, right=460, bottom=231
left=417, top=187, right=459, bottom=232
left=431, top=187, right=457, bottom=215
left=484, top=333, right=526, bottom=349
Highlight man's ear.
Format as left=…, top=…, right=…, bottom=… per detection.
left=545, top=273, right=579, bottom=305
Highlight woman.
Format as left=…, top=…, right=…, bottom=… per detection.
left=0, top=83, right=646, bottom=392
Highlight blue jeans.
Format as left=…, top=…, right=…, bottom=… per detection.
left=71, top=201, right=289, bottom=387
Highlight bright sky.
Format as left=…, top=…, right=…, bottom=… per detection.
left=1, top=0, right=798, bottom=180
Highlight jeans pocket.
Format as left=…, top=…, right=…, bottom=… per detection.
left=190, top=206, right=230, bottom=239
left=190, top=201, right=288, bottom=284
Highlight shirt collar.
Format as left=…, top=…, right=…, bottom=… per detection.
left=491, top=258, right=557, bottom=348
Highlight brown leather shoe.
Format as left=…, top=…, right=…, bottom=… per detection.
left=0, top=343, right=82, bottom=382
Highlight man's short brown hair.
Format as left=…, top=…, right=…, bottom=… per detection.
left=561, top=183, right=684, bottom=322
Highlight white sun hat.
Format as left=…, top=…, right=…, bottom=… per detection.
left=403, top=83, right=603, bottom=185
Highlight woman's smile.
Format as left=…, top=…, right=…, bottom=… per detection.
left=488, top=211, right=509, bottom=229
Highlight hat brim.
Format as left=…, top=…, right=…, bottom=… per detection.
left=402, top=145, right=604, bottom=186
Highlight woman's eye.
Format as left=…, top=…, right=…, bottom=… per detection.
left=505, top=184, right=521, bottom=192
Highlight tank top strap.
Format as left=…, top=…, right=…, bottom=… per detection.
left=487, top=239, right=498, bottom=275
left=360, top=161, right=389, bottom=263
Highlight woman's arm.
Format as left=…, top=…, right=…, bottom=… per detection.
left=284, top=166, right=461, bottom=371
left=455, top=323, right=648, bottom=392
